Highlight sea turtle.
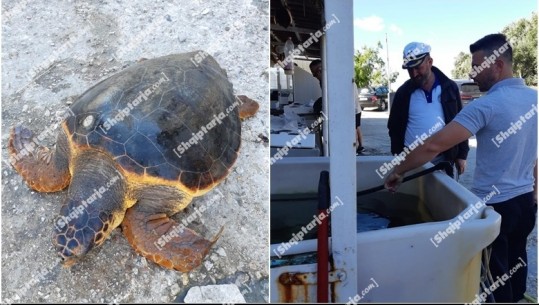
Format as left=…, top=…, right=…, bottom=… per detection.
left=8, top=52, right=259, bottom=272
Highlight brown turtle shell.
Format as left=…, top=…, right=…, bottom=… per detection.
left=63, top=52, right=241, bottom=194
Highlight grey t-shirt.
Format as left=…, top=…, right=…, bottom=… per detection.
left=453, top=78, right=537, bottom=204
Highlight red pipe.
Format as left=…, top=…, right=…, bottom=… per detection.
left=317, top=170, right=330, bottom=302
left=317, top=208, right=329, bottom=302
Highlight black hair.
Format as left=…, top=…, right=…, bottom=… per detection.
left=469, top=33, right=512, bottom=63
left=309, top=59, right=322, bottom=69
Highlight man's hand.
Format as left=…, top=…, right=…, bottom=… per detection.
left=456, top=159, right=466, bottom=175
left=384, top=170, right=404, bottom=193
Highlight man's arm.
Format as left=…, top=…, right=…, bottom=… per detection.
left=385, top=121, right=473, bottom=191
left=456, top=159, right=467, bottom=175
left=534, top=160, right=537, bottom=203
left=452, top=82, right=469, bottom=174
left=387, top=89, right=403, bottom=155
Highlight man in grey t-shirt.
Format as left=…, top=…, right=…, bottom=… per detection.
left=384, top=34, right=537, bottom=303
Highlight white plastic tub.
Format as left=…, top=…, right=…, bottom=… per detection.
left=270, top=156, right=501, bottom=303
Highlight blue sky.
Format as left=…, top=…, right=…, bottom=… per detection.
left=353, top=0, right=537, bottom=88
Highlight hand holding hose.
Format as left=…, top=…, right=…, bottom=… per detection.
left=384, top=170, right=404, bottom=193
left=382, top=162, right=451, bottom=194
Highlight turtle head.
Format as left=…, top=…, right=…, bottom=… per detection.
left=53, top=197, right=122, bottom=263
left=52, top=151, right=127, bottom=265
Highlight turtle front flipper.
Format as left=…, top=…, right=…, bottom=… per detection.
left=122, top=200, right=223, bottom=272
left=8, top=126, right=71, bottom=192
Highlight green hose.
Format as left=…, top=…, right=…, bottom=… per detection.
left=523, top=293, right=537, bottom=303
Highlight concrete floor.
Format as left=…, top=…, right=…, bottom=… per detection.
left=2, top=0, right=269, bottom=302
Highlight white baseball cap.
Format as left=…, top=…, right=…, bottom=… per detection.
left=402, top=42, right=431, bottom=69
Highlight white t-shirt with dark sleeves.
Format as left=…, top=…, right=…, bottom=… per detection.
left=453, top=78, right=537, bottom=204
left=404, top=84, right=445, bottom=147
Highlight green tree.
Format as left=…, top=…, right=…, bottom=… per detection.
left=452, top=52, right=472, bottom=79
left=502, top=11, right=537, bottom=86
left=452, top=11, right=537, bottom=86
left=380, top=72, right=399, bottom=87
left=354, top=41, right=398, bottom=89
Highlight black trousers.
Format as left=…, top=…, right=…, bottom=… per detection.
left=486, top=191, right=536, bottom=302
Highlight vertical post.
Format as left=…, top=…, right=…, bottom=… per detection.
left=386, top=32, right=391, bottom=112
left=321, top=35, right=329, bottom=156
left=317, top=171, right=330, bottom=302
left=324, top=1, right=357, bottom=302
left=277, top=67, right=281, bottom=91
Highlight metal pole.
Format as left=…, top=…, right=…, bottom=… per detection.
left=276, top=67, right=281, bottom=92
left=321, top=35, right=329, bottom=157
left=386, top=32, right=391, bottom=112
left=324, top=1, right=357, bottom=302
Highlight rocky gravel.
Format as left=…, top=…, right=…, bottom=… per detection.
left=1, top=0, right=269, bottom=303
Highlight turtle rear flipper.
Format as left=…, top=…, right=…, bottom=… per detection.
left=236, top=95, right=259, bottom=119
left=122, top=203, right=223, bottom=272
left=8, top=126, right=71, bottom=192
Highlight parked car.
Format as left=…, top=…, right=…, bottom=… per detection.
left=452, top=79, right=485, bottom=105
left=358, top=87, right=388, bottom=111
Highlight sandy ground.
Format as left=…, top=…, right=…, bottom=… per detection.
left=1, top=0, right=269, bottom=303
left=360, top=107, right=538, bottom=301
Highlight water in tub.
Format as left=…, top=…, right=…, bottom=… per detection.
left=271, top=191, right=434, bottom=267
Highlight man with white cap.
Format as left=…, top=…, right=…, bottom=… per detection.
left=385, top=34, right=537, bottom=303
left=387, top=42, right=469, bottom=178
